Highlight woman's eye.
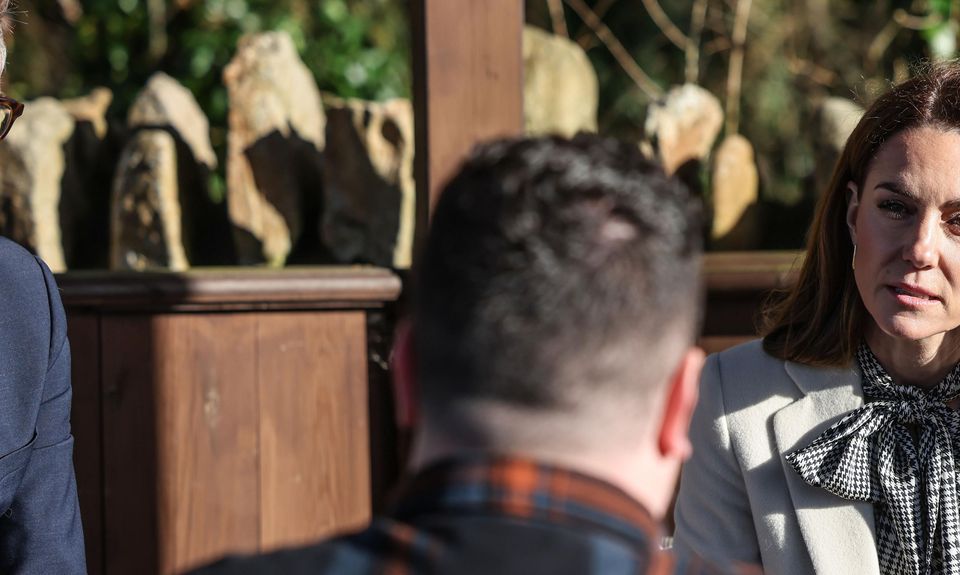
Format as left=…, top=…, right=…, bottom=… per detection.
left=878, top=200, right=908, bottom=219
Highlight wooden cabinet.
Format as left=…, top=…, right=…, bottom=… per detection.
left=60, top=268, right=401, bottom=575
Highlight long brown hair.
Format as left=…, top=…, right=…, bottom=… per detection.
left=762, top=63, right=960, bottom=366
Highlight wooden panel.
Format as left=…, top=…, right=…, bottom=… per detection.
left=703, top=251, right=800, bottom=291
left=68, top=314, right=102, bottom=575
left=411, top=0, right=524, bottom=233
left=100, top=316, right=159, bottom=574
left=258, top=311, right=371, bottom=550
left=154, top=314, right=261, bottom=573
left=101, top=315, right=260, bottom=574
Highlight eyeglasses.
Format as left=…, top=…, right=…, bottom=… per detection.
left=0, top=96, right=23, bottom=140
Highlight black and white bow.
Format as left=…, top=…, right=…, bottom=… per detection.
left=786, top=345, right=960, bottom=575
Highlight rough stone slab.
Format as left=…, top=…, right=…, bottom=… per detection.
left=711, top=134, right=759, bottom=250
left=110, top=129, right=189, bottom=271
left=815, top=97, right=864, bottom=196
left=644, top=83, right=723, bottom=175
left=128, top=72, right=217, bottom=169
left=523, top=25, right=598, bottom=137
left=61, top=88, right=125, bottom=269
left=322, top=96, right=414, bottom=268
left=0, top=97, right=75, bottom=271
left=62, top=87, right=113, bottom=140
left=224, top=31, right=326, bottom=266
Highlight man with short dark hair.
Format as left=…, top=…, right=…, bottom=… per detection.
left=195, top=134, right=710, bottom=574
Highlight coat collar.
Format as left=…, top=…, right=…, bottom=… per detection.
left=772, top=359, right=880, bottom=574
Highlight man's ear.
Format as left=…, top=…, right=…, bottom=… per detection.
left=657, top=346, right=705, bottom=460
left=390, top=320, right=419, bottom=430
left=846, top=182, right=859, bottom=244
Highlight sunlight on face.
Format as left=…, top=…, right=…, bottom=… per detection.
left=847, top=126, right=960, bottom=350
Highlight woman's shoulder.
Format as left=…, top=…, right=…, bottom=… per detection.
left=708, top=338, right=784, bottom=373
left=702, top=338, right=800, bottom=403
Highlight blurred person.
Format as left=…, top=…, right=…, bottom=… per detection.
left=674, top=62, right=960, bottom=575
left=0, top=0, right=86, bottom=573
left=192, top=134, right=724, bottom=574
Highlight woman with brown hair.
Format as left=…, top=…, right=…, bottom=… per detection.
left=673, top=63, right=960, bottom=575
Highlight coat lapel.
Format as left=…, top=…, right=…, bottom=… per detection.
left=772, top=360, right=880, bottom=574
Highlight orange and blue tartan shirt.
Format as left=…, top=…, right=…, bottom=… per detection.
left=192, top=456, right=757, bottom=574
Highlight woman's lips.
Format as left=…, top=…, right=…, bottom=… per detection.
left=889, top=283, right=941, bottom=306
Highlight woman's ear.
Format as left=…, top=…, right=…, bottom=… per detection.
left=846, top=182, right=859, bottom=244
left=390, top=320, right=419, bottom=430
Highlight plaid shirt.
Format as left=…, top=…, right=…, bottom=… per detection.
left=193, top=456, right=755, bottom=575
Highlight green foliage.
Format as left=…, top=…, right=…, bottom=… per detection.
left=922, top=0, right=957, bottom=60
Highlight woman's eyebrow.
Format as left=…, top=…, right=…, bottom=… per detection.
left=874, top=180, right=917, bottom=199
left=875, top=180, right=960, bottom=208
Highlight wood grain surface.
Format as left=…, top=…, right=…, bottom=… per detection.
left=69, top=314, right=103, bottom=575
left=411, top=0, right=524, bottom=240
left=89, top=309, right=374, bottom=574
left=258, top=312, right=370, bottom=550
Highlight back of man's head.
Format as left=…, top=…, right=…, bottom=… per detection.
left=414, top=134, right=702, bottom=450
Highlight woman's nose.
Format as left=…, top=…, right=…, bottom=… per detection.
left=903, top=214, right=940, bottom=269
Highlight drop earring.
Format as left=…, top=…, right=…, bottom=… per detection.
left=851, top=244, right=857, bottom=271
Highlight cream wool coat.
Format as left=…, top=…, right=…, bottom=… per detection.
left=673, top=339, right=881, bottom=574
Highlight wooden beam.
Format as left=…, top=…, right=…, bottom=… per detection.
left=411, top=0, right=524, bottom=246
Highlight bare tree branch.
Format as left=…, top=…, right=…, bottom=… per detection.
left=546, top=0, right=569, bottom=38
left=705, top=7, right=728, bottom=36
left=640, top=0, right=689, bottom=50
left=576, top=0, right=620, bottom=49
left=56, top=0, right=83, bottom=23
left=725, top=0, right=752, bottom=135
left=147, top=0, right=167, bottom=62
left=892, top=8, right=942, bottom=30
left=704, top=37, right=732, bottom=56
left=685, top=0, right=708, bottom=83
left=865, top=18, right=900, bottom=76
left=787, top=57, right=837, bottom=87
left=564, top=0, right=664, bottom=99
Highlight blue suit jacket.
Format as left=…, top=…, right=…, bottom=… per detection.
left=0, top=237, right=85, bottom=573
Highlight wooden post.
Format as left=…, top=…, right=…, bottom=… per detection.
left=411, top=0, right=524, bottom=246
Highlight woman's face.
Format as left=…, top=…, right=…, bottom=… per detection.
left=847, top=126, right=960, bottom=348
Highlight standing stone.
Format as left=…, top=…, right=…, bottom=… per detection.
left=110, top=130, right=189, bottom=271
left=223, top=31, right=326, bottom=266
left=0, top=98, right=75, bottom=271
left=128, top=72, right=217, bottom=170
left=323, top=96, right=415, bottom=268
left=711, top=134, right=759, bottom=250
left=523, top=25, right=598, bottom=137
left=815, top=97, right=864, bottom=196
left=61, top=87, right=118, bottom=269
left=644, top=84, right=723, bottom=175
left=62, top=87, right=112, bottom=139
left=120, top=72, right=233, bottom=267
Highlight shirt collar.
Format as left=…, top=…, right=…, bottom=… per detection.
left=388, top=455, right=662, bottom=548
